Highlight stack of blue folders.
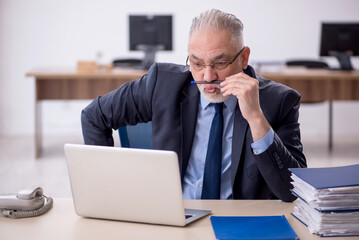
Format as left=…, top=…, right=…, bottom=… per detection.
left=290, top=164, right=359, bottom=237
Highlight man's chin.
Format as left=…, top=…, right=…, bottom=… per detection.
left=197, top=84, right=229, bottom=103
left=201, top=92, right=230, bottom=103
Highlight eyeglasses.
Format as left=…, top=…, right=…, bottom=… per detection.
left=186, top=46, right=245, bottom=71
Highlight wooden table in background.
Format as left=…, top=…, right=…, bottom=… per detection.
left=259, top=66, right=359, bottom=151
left=27, top=66, right=359, bottom=157
left=26, top=67, right=147, bottom=158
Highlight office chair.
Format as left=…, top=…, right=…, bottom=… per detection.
left=286, top=59, right=328, bottom=69
left=112, top=58, right=143, bottom=68
left=118, top=122, right=152, bottom=149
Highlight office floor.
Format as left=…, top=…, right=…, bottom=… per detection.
left=1, top=134, right=359, bottom=198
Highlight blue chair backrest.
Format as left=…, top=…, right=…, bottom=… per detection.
left=118, top=122, right=152, bottom=149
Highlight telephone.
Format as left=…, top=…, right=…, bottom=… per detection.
left=0, top=187, right=53, bottom=218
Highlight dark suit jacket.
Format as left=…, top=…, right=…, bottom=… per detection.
left=81, top=63, right=307, bottom=202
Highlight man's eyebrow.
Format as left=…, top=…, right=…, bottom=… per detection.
left=189, top=53, right=231, bottom=62
left=190, top=54, right=202, bottom=61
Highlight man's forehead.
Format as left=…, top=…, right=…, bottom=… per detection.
left=188, top=29, right=232, bottom=46
left=187, top=29, right=236, bottom=58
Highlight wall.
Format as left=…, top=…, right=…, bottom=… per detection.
left=1, top=0, right=359, bottom=138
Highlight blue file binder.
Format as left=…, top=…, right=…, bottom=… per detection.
left=289, top=164, right=359, bottom=237
left=289, top=164, right=359, bottom=189
left=210, top=215, right=299, bottom=240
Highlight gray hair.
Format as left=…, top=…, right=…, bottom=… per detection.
left=189, top=9, right=244, bottom=48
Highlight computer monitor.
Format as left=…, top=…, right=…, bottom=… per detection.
left=320, top=23, right=359, bottom=70
left=129, top=15, right=173, bottom=69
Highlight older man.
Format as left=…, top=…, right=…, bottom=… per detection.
left=81, top=9, right=306, bottom=202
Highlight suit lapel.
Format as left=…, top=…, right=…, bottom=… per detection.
left=180, top=85, right=199, bottom=180
left=230, top=66, right=260, bottom=189
left=231, top=105, right=249, bottom=187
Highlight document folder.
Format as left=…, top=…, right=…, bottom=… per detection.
left=210, top=215, right=299, bottom=240
left=289, top=164, right=359, bottom=189
left=290, top=164, right=359, bottom=237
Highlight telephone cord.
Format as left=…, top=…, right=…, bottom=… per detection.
left=0, top=195, right=53, bottom=219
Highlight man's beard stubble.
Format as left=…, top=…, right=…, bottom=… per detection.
left=197, top=84, right=230, bottom=103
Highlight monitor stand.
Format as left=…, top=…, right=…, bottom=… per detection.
left=329, top=51, right=354, bottom=70
left=136, top=45, right=164, bottom=70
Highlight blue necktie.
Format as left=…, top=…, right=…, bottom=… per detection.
left=202, top=103, right=223, bottom=199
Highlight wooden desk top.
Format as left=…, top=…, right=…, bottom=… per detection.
left=26, top=66, right=359, bottom=102
left=259, top=66, right=359, bottom=80
left=27, top=67, right=148, bottom=100
left=257, top=66, right=359, bottom=102
left=26, top=67, right=147, bottom=80
left=1, top=198, right=356, bottom=240
left=26, top=66, right=359, bottom=80
left=27, top=66, right=359, bottom=80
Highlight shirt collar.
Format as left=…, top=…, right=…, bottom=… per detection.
left=200, top=94, right=237, bottom=113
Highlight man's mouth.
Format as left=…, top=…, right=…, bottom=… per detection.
left=205, top=85, right=220, bottom=94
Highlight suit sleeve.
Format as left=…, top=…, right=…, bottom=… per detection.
left=81, top=64, right=158, bottom=146
left=254, top=89, right=307, bottom=202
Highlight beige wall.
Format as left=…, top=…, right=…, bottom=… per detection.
left=1, top=0, right=359, bottom=137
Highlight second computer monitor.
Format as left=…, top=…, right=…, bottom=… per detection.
left=129, top=15, right=173, bottom=69
left=320, top=23, right=359, bottom=70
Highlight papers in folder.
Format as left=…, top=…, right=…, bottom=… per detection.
left=290, top=164, right=359, bottom=237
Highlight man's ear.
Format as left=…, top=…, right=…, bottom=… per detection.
left=241, top=46, right=250, bottom=70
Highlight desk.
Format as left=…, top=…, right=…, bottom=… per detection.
left=259, top=66, right=359, bottom=102
left=0, top=198, right=357, bottom=240
left=27, top=67, right=359, bottom=156
left=259, top=66, right=359, bottom=150
left=26, top=68, right=147, bottom=158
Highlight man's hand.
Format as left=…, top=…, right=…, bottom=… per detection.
left=220, top=72, right=270, bottom=141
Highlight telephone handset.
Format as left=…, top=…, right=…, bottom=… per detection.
left=0, top=187, right=53, bottom=218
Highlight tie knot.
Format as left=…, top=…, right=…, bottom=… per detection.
left=213, top=103, right=223, bottom=114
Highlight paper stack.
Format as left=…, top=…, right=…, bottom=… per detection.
left=289, top=164, right=359, bottom=237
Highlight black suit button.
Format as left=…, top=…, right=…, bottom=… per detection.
left=273, top=152, right=280, bottom=161
left=278, top=164, right=284, bottom=169
left=276, top=160, right=282, bottom=165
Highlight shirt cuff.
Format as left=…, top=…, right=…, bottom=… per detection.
left=251, top=127, right=274, bottom=155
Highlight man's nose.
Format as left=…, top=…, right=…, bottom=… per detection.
left=203, top=66, right=218, bottom=82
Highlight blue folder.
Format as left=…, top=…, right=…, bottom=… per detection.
left=289, top=164, right=359, bottom=189
left=210, top=215, right=299, bottom=240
